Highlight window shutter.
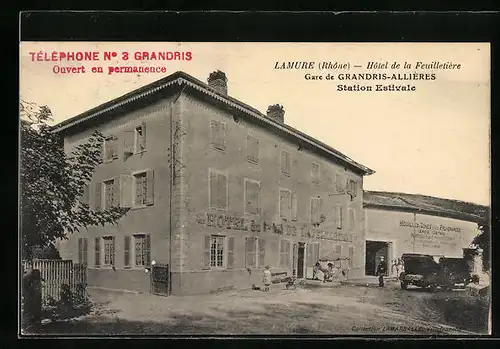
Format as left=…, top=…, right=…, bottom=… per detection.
left=146, top=170, right=154, bottom=206
left=336, top=207, right=343, bottom=229
left=111, top=237, right=116, bottom=266
left=78, top=238, right=83, bottom=264
left=112, top=136, right=119, bottom=159
left=258, top=239, right=265, bottom=267
left=291, top=193, right=298, bottom=221
left=83, top=238, right=88, bottom=265
left=202, top=235, right=211, bottom=269
left=311, top=198, right=320, bottom=223
left=112, top=177, right=120, bottom=207
left=94, top=182, right=102, bottom=212
left=209, top=171, right=217, bottom=209
left=218, top=174, right=227, bottom=209
left=221, top=123, right=227, bottom=150
left=123, top=130, right=134, bottom=155
left=349, top=247, right=354, bottom=268
left=98, top=140, right=104, bottom=164
left=306, top=243, right=313, bottom=266
left=336, top=245, right=342, bottom=255
left=119, top=175, right=133, bottom=208
left=94, top=237, right=101, bottom=267
left=140, top=122, right=147, bottom=151
left=124, top=236, right=130, bottom=267
left=285, top=241, right=291, bottom=268
left=349, top=209, right=355, bottom=230
left=227, top=237, right=235, bottom=268
left=146, top=234, right=151, bottom=265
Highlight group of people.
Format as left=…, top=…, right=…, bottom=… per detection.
left=376, top=256, right=405, bottom=287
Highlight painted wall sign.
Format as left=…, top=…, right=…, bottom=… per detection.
left=196, top=213, right=354, bottom=242
left=399, top=220, right=461, bottom=250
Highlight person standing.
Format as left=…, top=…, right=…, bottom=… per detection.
left=263, top=266, right=272, bottom=292
left=377, top=256, right=387, bottom=287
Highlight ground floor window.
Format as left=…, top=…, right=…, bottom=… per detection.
left=279, top=239, right=291, bottom=269
left=103, top=236, right=115, bottom=266
left=245, top=237, right=266, bottom=268
left=77, top=237, right=88, bottom=265
left=134, top=234, right=151, bottom=267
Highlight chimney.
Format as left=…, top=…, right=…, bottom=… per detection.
left=266, top=104, right=285, bottom=124
left=207, top=70, right=228, bottom=95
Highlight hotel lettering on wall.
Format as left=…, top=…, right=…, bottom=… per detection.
left=196, top=212, right=353, bottom=242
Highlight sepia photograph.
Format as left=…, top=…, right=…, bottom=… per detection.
left=19, top=42, right=491, bottom=336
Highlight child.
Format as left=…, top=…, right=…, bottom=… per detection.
left=263, top=266, right=272, bottom=292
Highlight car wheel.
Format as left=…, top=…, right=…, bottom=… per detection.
left=400, top=281, right=408, bottom=290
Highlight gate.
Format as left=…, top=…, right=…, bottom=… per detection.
left=150, top=263, right=169, bottom=296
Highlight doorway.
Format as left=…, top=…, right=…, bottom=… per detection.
left=365, top=241, right=389, bottom=276
left=297, top=242, right=305, bottom=278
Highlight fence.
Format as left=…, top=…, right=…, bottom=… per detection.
left=22, top=259, right=87, bottom=305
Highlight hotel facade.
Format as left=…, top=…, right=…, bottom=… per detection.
left=55, top=71, right=374, bottom=295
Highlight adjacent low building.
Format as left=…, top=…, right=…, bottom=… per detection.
left=54, top=70, right=374, bottom=295
left=363, top=191, right=487, bottom=277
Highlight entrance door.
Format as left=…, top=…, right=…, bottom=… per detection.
left=365, top=241, right=389, bottom=276
left=297, top=243, right=305, bottom=278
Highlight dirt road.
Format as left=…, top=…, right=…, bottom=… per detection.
left=37, top=280, right=489, bottom=335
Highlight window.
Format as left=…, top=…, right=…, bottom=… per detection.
left=94, top=237, right=100, bottom=267
left=312, top=162, right=320, bottom=183
left=103, top=136, right=118, bottom=162
left=349, top=247, right=354, bottom=268
left=77, top=238, right=88, bottom=265
left=335, top=206, right=343, bottom=229
left=246, top=135, right=259, bottom=163
left=210, top=235, right=225, bottom=267
left=348, top=208, right=355, bottom=230
left=244, top=179, right=260, bottom=214
left=310, top=197, right=322, bottom=224
left=103, top=179, right=115, bottom=209
left=134, top=234, right=151, bottom=267
left=335, top=245, right=342, bottom=256
left=306, top=242, right=320, bottom=267
left=280, top=150, right=291, bottom=175
left=347, top=179, right=358, bottom=198
left=80, top=184, right=90, bottom=206
left=134, top=124, right=146, bottom=152
left=279, top=239, right=291, bottom=268
left=279, top=189, right=292, bottom=220
left=336, top=173, right=345, bottom=192
left=209, top=170, right=228, bottom=210
left=245, top=237, right=266, bottom=268
left=103, top=236, right=115, bottom=266
left=210, top=120, right=227, bottom=151
left=133, top=170, right=154, bottom=207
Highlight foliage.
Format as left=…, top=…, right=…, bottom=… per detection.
left=472, top=218, right=490, bottom=271
left=20, top=100, right=128, bottom=261
left=30, top=244, right=62, bottom=259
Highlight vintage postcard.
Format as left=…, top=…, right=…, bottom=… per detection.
left=19, top=42, right=491, bottom=336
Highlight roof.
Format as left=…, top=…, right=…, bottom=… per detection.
left=50, top=71, right=374, bottom=175
left=363, top=190, right=489, bottom=223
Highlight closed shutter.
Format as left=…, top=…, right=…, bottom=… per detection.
left=280, top=190, right=291, bottom=219
left=78, top=238, right=83, bottom=264
left=349, top=209, right=355, bottom=230
left=94, top=238, right=101, bottom=267
left=146, top=234, right=151, bottom=265
left=94, top=182, right=102, bottom=212
left=336, top=245, right=342, bottom=256
left=145, top=170, right=154, bottom=206
left=336, top=207, right=343, bottom=229
left=336, top=174, right=344, bottom=192
left=311, top=198, right=321, bottom=223
left=209, top=171, right=217, bottom=209
left=202, top=235, right=211, bottom=269
left=124, top=236, right=130, bottom=267
left=349, top=247, right=354, bottom=268
left=258, top=239, right=265, bottom=267
left=245, top=181, right=259, bottom=214
left=120, top=175, right=133, bottom=208
left=112, top=136, right=119, bottom=159
left=113, top=177, right=120, bottom=207
left=227, top=237, right=235, bottom=268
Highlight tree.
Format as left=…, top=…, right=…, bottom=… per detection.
left=472, top=218, right=490, bottom=271
left=20, top=100, right=128, bottom=261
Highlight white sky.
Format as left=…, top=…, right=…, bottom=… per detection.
left=19, top=42, right=490, bottom=206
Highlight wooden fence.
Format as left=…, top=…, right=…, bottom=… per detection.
left=22, top=259, right=87, bottom=305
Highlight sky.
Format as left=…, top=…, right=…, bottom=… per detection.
left=19, top=42, right=491, bottom=206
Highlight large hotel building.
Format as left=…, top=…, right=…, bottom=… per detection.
left=54, top=70, right=486, bottom=295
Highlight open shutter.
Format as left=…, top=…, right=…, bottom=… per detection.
left=349, top=247, right=354, bottom=268
left=209, top=171, right=217, bottom=209
left=227, top=237, right=235, bottom=268
left=258, top=239, right=265, bottom=267
left=123, top=130, right=134, bottom=156
left=291, top=193, right=298, bottom=221
left=94, top=182, right=102, bottom=212
left=120, top=174, right=133, bottom=208
left=83, top=238, right=88, bottom=265
left=140, top=122, right=147, bottom=151
left=146, top=234, right=151, bottom=265
left=78, top=238, right=83, bottom=264
left=146, top=170, right=154, bottom=206
left=112, top=136, right=119, bottom=159
left=336, top=206, right=343, bottom=229
left=124, top=236, right=130, bottom=267
left=94, top=237, right=101, bottom=267
left=113, top=177, right=120, bottom=207
left=306, top=243, right=313, bottom=267
left=202, top=235, right=211, bottom=269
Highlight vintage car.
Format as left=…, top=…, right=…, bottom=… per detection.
left=399, top=253, right=455, bottom=291
left=438, top=257, right=472, bottom=286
